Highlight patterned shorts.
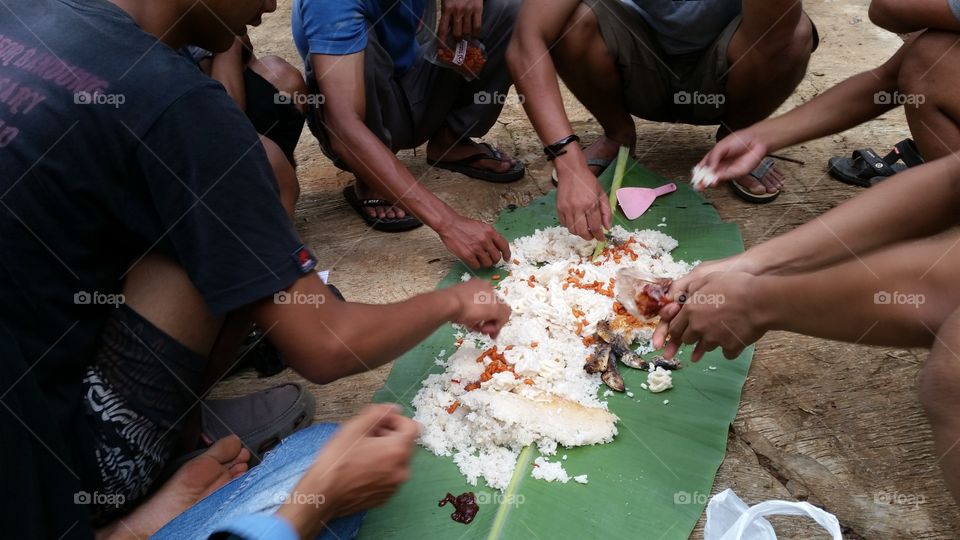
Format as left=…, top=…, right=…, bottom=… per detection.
left=81, top=305, right=206, bottom=524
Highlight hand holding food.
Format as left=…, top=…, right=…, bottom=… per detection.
left=555, top=163, right=612, bottom=241
left=437, top=215, right=512, bottom=269
left=660, top=271, right=767, bottom=362
left=448, top=279, right=512, bottom=338
left=438, top=0, right=484, bottom=42
left=696, top=129, right=770, bottom=186
left=278, top=405, right=420, bottom=537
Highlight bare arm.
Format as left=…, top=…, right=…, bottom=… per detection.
left=757, top=235, right=960, bottom=345
left=744, top=155, right=960, bottom=275
left=312, top=52, right=510, bottom=268
left=701, top=40, right=909, bottom=186
left=657, top=232, right=960, bottom=359
left=251, top=275, right=509, bottom=384
left=209, top=36, right=248, bottom=109
left=506, top=0, right=612, bottom=242
left=869, top=0, right=960, bottom=33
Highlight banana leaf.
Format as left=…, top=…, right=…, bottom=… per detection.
left=362, top=160, right=752, bottom=539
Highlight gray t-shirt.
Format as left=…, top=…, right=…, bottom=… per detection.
left=622, top=0, right=742, bottom=55
left=950, top=0, right=960, bottom=21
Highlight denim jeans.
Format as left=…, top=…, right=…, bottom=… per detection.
left=153, top=424, right=366, bottom=539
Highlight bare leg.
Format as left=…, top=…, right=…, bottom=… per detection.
left=250, top=55, right=310, bottom=117
left=898, top=31, right=960, bottom=160
left=550, top=3, right=636, bottom=169
left=723, top=2, right=813, bottom=195
left=918, top=305, right=960, bottom=505
left=122, top=253, right=255, bottom=453
left=260, top=135, right=300, bottom=219
left=96, top=436, right=250, bottom=539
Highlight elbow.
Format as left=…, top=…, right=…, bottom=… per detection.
left=868, top=1, right=902, bottom=32
left=285, top=340, right=354, bottom=385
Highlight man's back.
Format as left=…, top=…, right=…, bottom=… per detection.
left=0, top=0, right=305, bottom=487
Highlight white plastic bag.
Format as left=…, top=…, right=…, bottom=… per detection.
left=704, top=489, right=843, bottom=540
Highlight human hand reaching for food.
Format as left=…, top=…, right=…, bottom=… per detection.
left=657, top=271, right=769, bottom=362
left=555, top=160, right=612, bottom=241
left=448, top=279, right=512, bottom=339
left=438, top=215, right=511, bottom=269
left=652, top=254, right=765, bottom=350
left=439, top=0, right=483, bottom=42
left=277, top=404, right=420, bottom=538
left=697, top=129, right=770, bottom=187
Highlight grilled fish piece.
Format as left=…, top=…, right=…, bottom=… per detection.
left=596, top=320, right=648, bottom=370
left=601, top=357, right=625, bottom=392
left=584, top=343, right=611, bottom=374
left=651, top=356, right=681, bottom=371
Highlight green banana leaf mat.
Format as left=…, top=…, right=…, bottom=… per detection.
left=361, top=160, right=753, bottom=539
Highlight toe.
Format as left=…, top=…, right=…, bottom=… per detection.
left=205, top=435, right=243, bottom=464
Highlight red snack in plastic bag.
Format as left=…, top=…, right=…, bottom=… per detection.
left=435, top=39, right=487, bottom=80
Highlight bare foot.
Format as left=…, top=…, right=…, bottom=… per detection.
left=97, top=436, right=251, bottom=540
left=715, top=126, right=783, bottom=195
left=582, top=134, right=633, bottom=175
left=732, top=167, right=784, bottom=195
left=352, top=180, right=406, bottom=220
left=426, top=127, right=519, bottom=175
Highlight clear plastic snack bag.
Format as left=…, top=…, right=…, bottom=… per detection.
left=427, top=37, right=487, bottom=81
left=614, top=268, right=674, bottom=320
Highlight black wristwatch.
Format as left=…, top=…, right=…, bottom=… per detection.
left=543, top=134, right=581, bottom=161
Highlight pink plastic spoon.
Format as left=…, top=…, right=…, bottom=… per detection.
left=616, top=183, right=677, bottom=220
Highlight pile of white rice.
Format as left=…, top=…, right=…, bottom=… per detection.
left=412, top=226, right=693, bottom=490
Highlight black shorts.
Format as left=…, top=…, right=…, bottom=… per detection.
left=81, top=304, right=207, bottom=524
left=244, top=68, right=305, bottom=162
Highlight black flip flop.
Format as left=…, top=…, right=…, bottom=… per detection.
left=342, top=185, right=423, bottom=232
left=427, top=142, right=525, bottom=183
left=729, top=157, right=781, bottom=204
left=828, top=139, right=923, bottom=188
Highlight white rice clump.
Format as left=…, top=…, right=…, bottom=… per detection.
left=646, top=366, right=674, bottom=393
left=412, top=226, right=693, bottom=490
left=691, top=165, right=719, bottom=191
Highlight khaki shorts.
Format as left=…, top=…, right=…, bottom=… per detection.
left=585, top=0, right=741, bottom=125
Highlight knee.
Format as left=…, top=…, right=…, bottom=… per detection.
left=260, top=135, right=300, bottom=217
left=919, top=352, right=960, bottom=425
left=256, top=55, right=309, bottom=98
left=553, top=4, right=599, bottom=58
left=898, top=31, right=957, bottom=96
left=919, top=312, right=960, bottom=424
left=757, top=15, right=814, bottom=78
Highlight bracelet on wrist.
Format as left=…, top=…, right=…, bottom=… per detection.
left=543, top=134, right=580, bottom=162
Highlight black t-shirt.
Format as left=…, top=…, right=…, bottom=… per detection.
left=0, top=0, right=316, bottom=490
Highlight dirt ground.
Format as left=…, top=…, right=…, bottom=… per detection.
left=222, top=1, right=960, bottom=537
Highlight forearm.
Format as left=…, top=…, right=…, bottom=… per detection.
left=256, top=280, right=460, bottom=384
left=751, top=58, right=903, bottom=152
left=869, top=0, right=960, bottom=33
left=506, top=0, right=582, bottom=147
left=757, top=234, right=960, bottom=346
left=327, top=115, right=456, bottom=231
left=745, top=155, right=960, bottom=274
left=210, top=47, right=247, bottom=109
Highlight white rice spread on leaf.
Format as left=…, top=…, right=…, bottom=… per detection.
left=412, top=226, right=693, bottom=490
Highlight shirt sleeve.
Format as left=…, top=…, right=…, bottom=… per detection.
left=297, top=0, right=369, bottom=56
left=208, top=514, right=299, bottom=540
left=949, top=0, right=960, bottom=22
left=136, top=83, right=317, bottom=316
